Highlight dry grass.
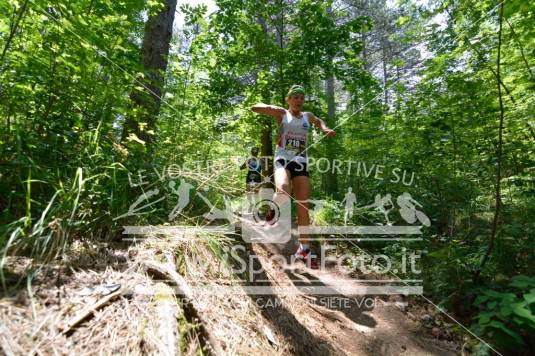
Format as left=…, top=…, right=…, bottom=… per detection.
left=0, top=263, right=157, bottom=355
left=0, top=236, right=286, bottom=355
left=137, top=234, right=284, bottom=354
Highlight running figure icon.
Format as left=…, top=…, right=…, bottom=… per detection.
left=341, top=187, right=357, bottom=225
left=168, top=179, right=194, bottom=221
left=364, top=193, right=395, bottom=225
left=396, top=192, right=431, bottom=226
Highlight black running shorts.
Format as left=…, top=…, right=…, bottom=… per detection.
left=246, top=170, right=262, bottom=184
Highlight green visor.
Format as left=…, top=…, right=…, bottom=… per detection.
left=287, top=85, right=305, bottom=97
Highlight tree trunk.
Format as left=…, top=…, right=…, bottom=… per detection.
left=360, top=1, right=369, bottom=72
left=382, top=39, right=388, bottom=107
left=476, top=0, right=505, bottom=278
left=122, top=0, right=177, bottom=148
left=0, top=0, right=29, bottom=69
left=275, top=0, right=285, bottom=104
left=256, top=15, right=274, bottom=185
left=361, top=20, right=368, bottom=71
left=324, top=75, right=337, bottom=196
left=323, top=5, right=338, bottom=197
left=261, top=118, right=274, bottom=185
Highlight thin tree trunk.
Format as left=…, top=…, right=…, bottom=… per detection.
left=256, top=15, right=274, bottom=184
left=6, top=105, right=12, bottom=133
left=477, top=0, right=505, bottom=277
left=506, top=18, right=533, bottom=78
left=275, top=0, right=285, bottom=104
left=261, top=119, right=274, bottom=185
left=324, top=75, right=337, bottom=195
left=122, top=0, right=177, bottom=147
left=326, top=77, right=335, bottom=122
left=469, top=44, right=515, bottom=104
left=451, top=113, right=457, bottom=173
left=0, top=0, right=29, bottom=69
left=173, top=23, right=199, bottom=160
left=381, top=39, right=388, bottom=107
left=86, top=0, right=95, bottom=15
left=361, top=17, right=368, bottom=70
left=323, top=5, right=337, bottom=195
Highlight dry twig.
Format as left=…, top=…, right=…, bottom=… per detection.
left=60, top=289, right=122, bottom=335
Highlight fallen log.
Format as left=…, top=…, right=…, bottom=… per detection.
left=154, top=283, right=181, bottom=356
left=142, top=260, right=224, bottom=356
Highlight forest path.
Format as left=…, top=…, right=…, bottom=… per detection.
left=245, top=233, right=458, bottom=356
left=0, top=224, right=460, bottom=355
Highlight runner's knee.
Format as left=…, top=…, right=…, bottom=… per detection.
left=276, top=182, right=290, bottom=195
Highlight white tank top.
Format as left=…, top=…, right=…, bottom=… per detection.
left=274, top=110, right=310, bottom=163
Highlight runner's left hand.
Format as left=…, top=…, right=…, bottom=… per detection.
left=323, top=129, right=336, bottom=137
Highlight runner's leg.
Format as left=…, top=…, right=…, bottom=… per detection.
left=292, top=175, right=310, bottom=245
left=246, top=189, right=254, bottom=212
left=273, top=164, right=292, bottom=210
left=253, top=183, right=261, bottom=210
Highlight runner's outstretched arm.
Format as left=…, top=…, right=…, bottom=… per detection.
left=309, top=113, right=336, bottom=137
left=251, top=103, right=285, bottom=123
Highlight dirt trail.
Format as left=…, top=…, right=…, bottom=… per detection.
left=247, top=237, right=457, bottom=356
left=0, top=232, right=460, bottom=355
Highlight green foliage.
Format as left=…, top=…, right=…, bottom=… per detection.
left=308, top=198, right=342, bottom=226
left=473, top=276, right=535, bottom=350
left=0, top=0, right=534, bottom=352
left=0, top=0, right=149, bottom=256
left=0, top=122, right=133, bottom=262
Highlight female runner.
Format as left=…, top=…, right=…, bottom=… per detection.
left=251, top=85, right=336, bottom=268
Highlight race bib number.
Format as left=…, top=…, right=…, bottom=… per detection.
left=286, top=136, right=306, bottom=156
